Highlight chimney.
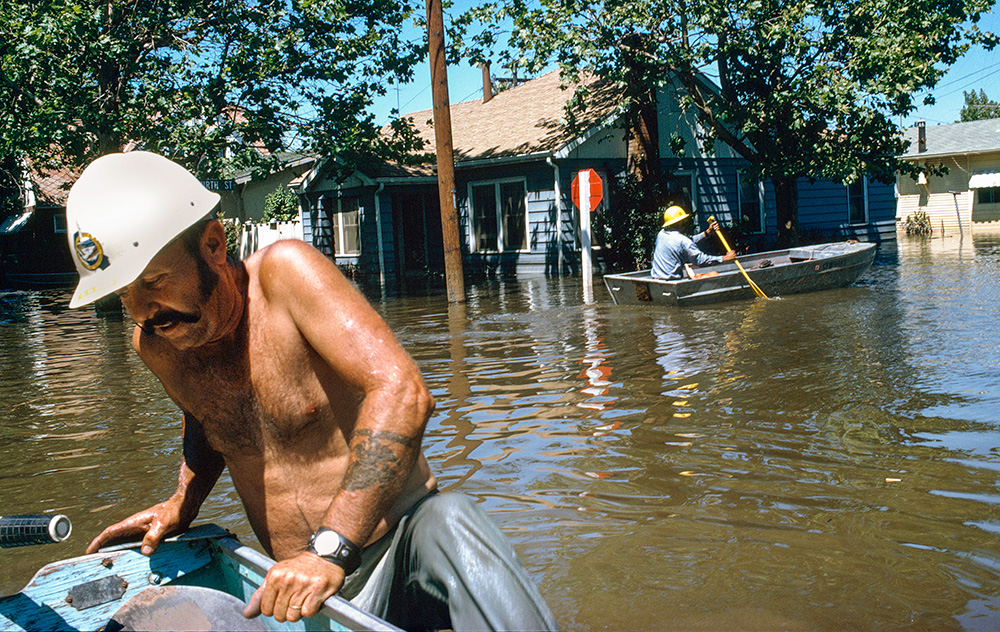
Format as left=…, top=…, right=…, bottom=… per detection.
left=917, top=120, right=926, bottom=153
left=482, top=62, right=493, bottom=104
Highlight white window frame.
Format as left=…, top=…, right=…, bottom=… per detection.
left=468, top=177, right=528, bottom=253
left=321, top=195, right=361, bottom=255
left=847, top=177, right=869, bottom=224
left=977, top=187, right=1000, bottom=205
left=737, top=170, right=765, bottom=234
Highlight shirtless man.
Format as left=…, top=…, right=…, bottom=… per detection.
left=70, top=152, right=557, bottom=630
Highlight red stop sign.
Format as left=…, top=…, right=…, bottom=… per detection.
left=571, top=169, right=603, bottom=211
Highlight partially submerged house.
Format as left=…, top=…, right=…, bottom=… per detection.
left=897, top=119, right=1000, bottom=236
left=0, top=162, right=77, bottom=288
left=0, top=151, right=318, bottom=288
left=297, top=69, right=896, bottom=287
left=224, top=151, right=318, bottom=224
left=294, top=69, right=625, bottom=284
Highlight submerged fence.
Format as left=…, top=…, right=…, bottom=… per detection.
left=237, top=221, right=303, bottom=259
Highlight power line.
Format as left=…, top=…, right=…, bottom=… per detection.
left=937, top=63, right=1000, bottom=99
left=936, top=59, right=1000, bottom=90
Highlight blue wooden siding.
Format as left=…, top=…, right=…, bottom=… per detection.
left=301, top=152, right=894, bottom=286
left=451, top=163, right=568, bottom=276
left=374, top=189, right=398, bottom=280
left=664, top=157, right=896, bottom=246
left=301, top=187, right=388, bottom=273
left=799, top=178, right=895, bottom=242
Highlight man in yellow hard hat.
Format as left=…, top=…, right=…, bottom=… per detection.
left=651, top=205, right=736, bottom=279
left=69, top=152, right=557, bottom=631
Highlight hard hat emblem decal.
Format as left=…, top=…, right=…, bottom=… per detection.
left=73, top=231, right=111, bottom=271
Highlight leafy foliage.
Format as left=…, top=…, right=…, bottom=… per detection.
left=0, top=153, right=22, bottom=220
left=263, top=185, right=299, bottom=223
left=960, top=89, right=1000, bottom=122
left=453, top=0, right=996, bottom=227
left=595, top=172, right=665, bottom=271
left=0, top=0, right=427, bottom=179
left=904, top=210, right=933, bottom=237
left=216, top=208, right=242, bottom=260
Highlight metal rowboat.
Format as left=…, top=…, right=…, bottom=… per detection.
left=603, top=241, right=877, bottom=307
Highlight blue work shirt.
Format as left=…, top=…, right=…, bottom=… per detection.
left=651, top=229, right=725, bottom=279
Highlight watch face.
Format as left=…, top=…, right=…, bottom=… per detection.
left=312, top=530, right=342, bottom=557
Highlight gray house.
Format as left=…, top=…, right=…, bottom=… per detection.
left=296, top=69, right=896, bottom=288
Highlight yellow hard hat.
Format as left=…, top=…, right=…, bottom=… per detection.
left=662, top=205, right=689, bottom=227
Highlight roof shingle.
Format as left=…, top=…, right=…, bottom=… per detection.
left=901, top=118, right=1000, bottom=159
left=400, top=69, right=622, bottom=163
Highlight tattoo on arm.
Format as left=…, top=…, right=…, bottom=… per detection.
left=341, top=429, right=418, bottom=492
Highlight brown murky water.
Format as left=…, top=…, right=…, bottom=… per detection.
left=2, top=235, right=1000, bottom=631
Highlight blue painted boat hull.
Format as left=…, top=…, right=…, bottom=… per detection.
left=0, top=525, right=398, bottom=631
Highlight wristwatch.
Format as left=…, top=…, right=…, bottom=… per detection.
left=307, top=527, right=362, bottom=575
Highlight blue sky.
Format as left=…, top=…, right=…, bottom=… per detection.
left=368, top=3, right=1000, bottom=131
left=903, top=8, right=1000, bottom=127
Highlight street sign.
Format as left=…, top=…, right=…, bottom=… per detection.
left=572, top=169, right=602, bottom=303
left=571, top=169, right=603, bottom=211
left=201, top=179, right=235, bottom=191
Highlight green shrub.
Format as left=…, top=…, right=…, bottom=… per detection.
left=215, top=208, right=242, bottom=259
left=904, top=210, right=933, bottom=237
left=263, top=186, right=299, bottom=223
left=595, top=172, right=668, bottom=272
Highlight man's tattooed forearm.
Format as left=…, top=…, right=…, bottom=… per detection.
left=341, top=429, right=417, bottom=492
left=351, top=429, right=418, bottom=449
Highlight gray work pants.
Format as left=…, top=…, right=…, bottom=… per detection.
left=342, top=492, right=558, bottom=631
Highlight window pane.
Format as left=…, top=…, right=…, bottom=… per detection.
left=848, top=180, right=865, bottom=222
left=342, top=199, right=360, bottom=255
left=979, top=187, right=1000, bottom=204
left=472, top=184, right=498, bottom=251
left=331, top=207, right=342, bottom=255
left=663, top=175, right=692, bottom=210
left=738, top=174, right=762, bottom=233
left=500, top=182, right=526, bottom=250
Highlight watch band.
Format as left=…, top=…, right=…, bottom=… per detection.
left=307, top=527, right=362, bottom=575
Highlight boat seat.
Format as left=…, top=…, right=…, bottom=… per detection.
left=107, top=585, right=266, bottom=631
left=788, top=247, right=816, bottom=262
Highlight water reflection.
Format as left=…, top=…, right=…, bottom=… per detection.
left=2, top=235, right=1000, bottom=630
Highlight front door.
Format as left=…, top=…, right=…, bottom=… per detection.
left=392, top=189, right=444, bottom=278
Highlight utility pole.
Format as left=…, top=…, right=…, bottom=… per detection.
left=426, top=0, right=465, bottom=303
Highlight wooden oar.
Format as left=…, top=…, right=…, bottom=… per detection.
left=707, top=217, right=767, bottom=298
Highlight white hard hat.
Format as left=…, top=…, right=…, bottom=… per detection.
left=66, top=151, right=220, bottom=308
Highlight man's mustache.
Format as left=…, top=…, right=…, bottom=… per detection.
left=139, top=309, right=200, bottom=333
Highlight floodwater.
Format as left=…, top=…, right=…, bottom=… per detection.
left=2, top=235, right=1000, bottom=631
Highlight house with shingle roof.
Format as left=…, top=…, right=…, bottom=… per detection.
left=295, top=68, right=898, bottom=287
left=0, top=151, right=319, bottom=288
left=295, top=69, right=627, bottom=285
left=897, top=118, right=1000, bottom=236
left=0, top=161, right=78, bottom=287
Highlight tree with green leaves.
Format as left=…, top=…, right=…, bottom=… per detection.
left=0, top=0, right=426, bottom=180
left=454, top=0, right=996, bottom=242
left=960, top=89, right=1000, bottom=121
left=0, top=153, right=21, bottom=221
left=263, top=184, right=299, bottom=223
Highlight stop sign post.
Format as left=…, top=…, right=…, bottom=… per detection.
left=572, top=169, right=603, bottom=302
